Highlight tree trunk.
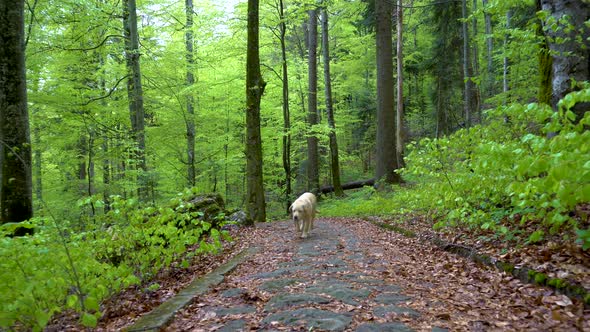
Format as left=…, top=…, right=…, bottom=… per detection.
left=320, top=178, right=375, bottom=194
left=102, top=134, right=111, bottom=212
left=540, top=0, right=590, bottom=119
left=462, top=0, right=476, bottom=127
left=396, top=0, right=405, bottom=168
left=307, top=9, right=320, bottom=194
left=375, top=0, right=401, bottom=186
left=321, top=7, right=344, bottom=197
left=33, top=116, right=42, bottom=209
left=185, top=0, right=197, bottom=187
left=245, top=0, right=266, bottom=224
left=0, top=0, right=33, bottom=235
left=279, top=0, right=292, bottom=210
left=471, top=0, right=481, bottom=119
left=536, top=0, right=552, bottom=105
left=503, top=9, right=512, bottom=100
left=482, top=0, right=494, bottom=97
left=123, top=0, right=147, bottom=200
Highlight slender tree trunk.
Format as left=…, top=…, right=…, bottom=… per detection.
left=185, top=0, right=196, bottom=187
left=31, top=79, right=42, bottom=210
left=102, top=134, right=111, bottom=212
left=0, top=0, right=33, bottom=234
left=503, top=9, right=512, bottom=100
left=33, top=114, right=42, bottom=209
left=245, top=0, right=266, bottom=224
left=307, top=9, right=320, bottom=194
left=396, top=0, right=405, bottom=168
left=540, top=0, right=590, bottom=119
left=321, top=7, right=344, bottom=197
left=87, top=130, right=95, bottom=199
left=279, top=0, right=293, bottom=209
left=123, top=0, right=147, bottom=200
left=375, top=0, right=401, bottom=186
left=536, top=0, right=552, bottom=105
left=462, top=0, right=476, bottom=127
left=482, top=0, right=494, bottom=97
left=472, top=0, right=481, bottom=119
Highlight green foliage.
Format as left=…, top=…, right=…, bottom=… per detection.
left=0, top=188, right=230, bottom=331
left=323, top=90, right=590, bottom=249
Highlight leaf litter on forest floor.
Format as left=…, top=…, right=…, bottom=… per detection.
left=48, top=217, right=588, bottom=331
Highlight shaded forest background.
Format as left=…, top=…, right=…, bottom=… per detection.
left=8, top=0, right=563, bottom=218
left=0, top=0, right=589, bottom=330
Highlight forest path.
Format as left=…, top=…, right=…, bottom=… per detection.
left=127, top=218, right=585, bottom=331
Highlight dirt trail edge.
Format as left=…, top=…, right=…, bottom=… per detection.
left=125, top=248, right=258, bottom=332
left=130, top=218, right=588, bottom=331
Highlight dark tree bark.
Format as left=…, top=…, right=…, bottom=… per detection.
left=375, top=0, right=401, bottom=186
left=123, top=0, right=147, bottom=200
left=321, top=7, right=344, bottom=197
left=540, top=0, right=590, bottom=119
left=307, top=8, right=320, bottom=194
left=278, top=0, right=293, bottom=210
left=319, top=178, right=375, bottom=194
left=245, top=0, right=266, bottom=224
left=185, top=0, right=196, bottom=187
left=0, top=0, right=33, bottom=234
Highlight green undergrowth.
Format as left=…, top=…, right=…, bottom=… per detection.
left=0, top=188, right=231, bottom=331
left=322, top=89, right=590, bottom=250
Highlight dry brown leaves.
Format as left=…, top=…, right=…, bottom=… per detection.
left=340, top=217, right=588, bottom=331
left=48, top=217, right=589, bottom=331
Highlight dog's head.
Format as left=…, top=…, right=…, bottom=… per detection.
left=289, top=203, right=303, bottom=222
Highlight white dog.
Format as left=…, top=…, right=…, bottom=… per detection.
left=289, top=192, right=318, bottom=238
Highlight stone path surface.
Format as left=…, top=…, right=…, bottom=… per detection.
left=163, top=219, right=442, bottom=331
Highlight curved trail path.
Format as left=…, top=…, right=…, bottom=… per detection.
left=154, top=218, right=585, bottom=331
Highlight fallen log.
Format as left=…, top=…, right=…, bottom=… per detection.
left=320, top=178, right=375, bottom=194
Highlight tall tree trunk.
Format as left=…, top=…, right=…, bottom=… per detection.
left=471, top=0, right=481, bottom=119
left=375, top=0, right=401, bottom=186
left=0, top=0, right=33, bottom=235
left=307, top=9, right=320, bottom=194
left=102, top=134, right=111, bottom=212
left=503, top=9, right=512, bottom=100
left=396, top=0, right=405, bottom=168
left=245, top=0, right=266, bottom=224
left=185, top=0, right=196, bottom=187
left=462, top=0, right=476, bottom=127
left=123, top=0, right=147, bottom=200
left=482, top=0, right=494, bottom=97
left=536, top=0, right=552, bottom=105
left=33, top=114, right=42, bottom=209
left=321, top=7, right=344, bottom=197
left=279, top=0, right=293, bottom=209
left=540, top=0, right=590, bottom=119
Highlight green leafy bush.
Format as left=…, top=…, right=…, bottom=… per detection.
left=323, top=90, right=590, bottom=248
left=0, top=188, right=230, bottom=331
left=403, top=89, right=590, bottom=243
